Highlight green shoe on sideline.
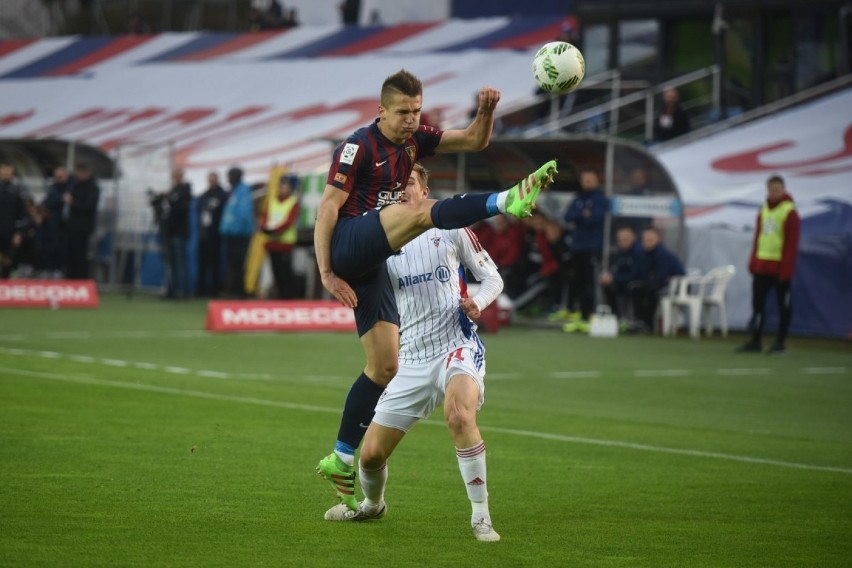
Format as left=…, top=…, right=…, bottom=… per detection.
left=316, top=453, right=357, bottom=510
left=505, top=160, right=558, bottom=218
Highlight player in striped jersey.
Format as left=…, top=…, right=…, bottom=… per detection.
left=324, top=163, right=503, bottom=542
left=315, top=69, right=556, bottom=510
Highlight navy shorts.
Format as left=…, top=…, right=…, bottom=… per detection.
left=331, top=210, right=400, bottom=336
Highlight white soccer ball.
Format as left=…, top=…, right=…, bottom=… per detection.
left=532, top=41, right=585, bottom=95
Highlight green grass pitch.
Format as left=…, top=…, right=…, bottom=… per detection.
left=1, top=294, right=851, bottom=567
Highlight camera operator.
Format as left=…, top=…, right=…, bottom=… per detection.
left=150, top=168, right=191, bottom=299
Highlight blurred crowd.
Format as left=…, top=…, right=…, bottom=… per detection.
left=471, top=167, right=685, bottom=333
left=1, top=161, right=100, bottom=281
left=2, top=158, right=686, bottom=329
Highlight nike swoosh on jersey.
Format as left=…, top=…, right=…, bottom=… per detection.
left=375, top=160, right=388, bottom=167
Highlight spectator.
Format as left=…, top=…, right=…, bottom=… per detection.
left=161, top=168, right=192, bottom=299
left=0, top=162, right=28, bottom=279
left=219, top=166, right=255, bottom=298
left=616, top=166, right=654, bottom=235
left=283, top=7, right=299, bottom=27
left=65, top=163, right=100, bottom=280
left=339, top=0, right=359, bottom=25
left=737, top=175, right=800, bottom=354
left=526, top=211, right=569, bottom=315
left=261, top=174, right=301, bottom=299
left=636, top=227, right=685, bottom=332
left=472, top=215, right=526, bottom=300
left=563, top=168, right=608, bottom=321
left=197, top=171, right=226, bottom=297
left=599, top=226, right=644, bottom=321
left=653, top=87, right=691, bottom=142
left=127, top=11, right=151, bottom=34
left=41, top=166, right=72, bottom=277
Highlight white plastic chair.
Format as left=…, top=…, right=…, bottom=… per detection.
left=659, top=271, right=705, bottom=338
left=701, top=265, right=736, bottom=337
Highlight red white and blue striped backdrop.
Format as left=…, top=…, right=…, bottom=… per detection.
left=0, top=17, right=564, bottom=182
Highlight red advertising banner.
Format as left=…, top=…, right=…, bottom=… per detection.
left=0, top=279, right=99, bottom=309
left=205, top=300, right=356, bottom=333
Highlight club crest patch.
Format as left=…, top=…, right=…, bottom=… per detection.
left=405, top=144, right=416, bottom=163
left=431, top=235, right=441, bottom=248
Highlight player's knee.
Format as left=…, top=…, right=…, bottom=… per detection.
left=359, top=440, right=387, bottom=470
left=445, top=407, right=475, bottom=437
left=370, top=360, right=398, bottom=385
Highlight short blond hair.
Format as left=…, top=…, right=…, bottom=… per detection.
left=412, top=162, right=429, bottom=187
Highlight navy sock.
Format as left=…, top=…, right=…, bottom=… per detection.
left=430, top=193, right=499, bottom=229
left=335, top=373, right=385, bottom=452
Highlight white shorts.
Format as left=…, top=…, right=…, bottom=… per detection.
left=373, top=343, right=486, bottom=432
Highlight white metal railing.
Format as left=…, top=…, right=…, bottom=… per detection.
left=521, top=66, right=720, bottom=141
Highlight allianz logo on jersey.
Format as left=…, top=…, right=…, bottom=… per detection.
left=397, top=265, right=452, bottom=289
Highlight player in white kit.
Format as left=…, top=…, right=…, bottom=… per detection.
left=324, top=163, right=504, bottom=542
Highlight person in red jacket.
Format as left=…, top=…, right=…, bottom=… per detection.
left=737, top=175, right=800, bottom=354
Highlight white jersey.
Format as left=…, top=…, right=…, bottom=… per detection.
left=386, top=227, right=501, bottom=365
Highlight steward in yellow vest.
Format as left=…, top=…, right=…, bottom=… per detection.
left=738, top=175, right=800, bottom=355
left=261, top=175, right=301, bottom=299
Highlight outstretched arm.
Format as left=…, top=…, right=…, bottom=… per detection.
left=314, top=184, right=357, bottom=307
left=437, top=87, right=501, bottom=153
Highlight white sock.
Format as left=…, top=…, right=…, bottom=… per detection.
left=334, top=449, right=355, bottom=467
left=495, top=191, right=509, bottom=213
left=359, top=462, right=387, bottom=508
left=456, top=441, right=491, bottom=522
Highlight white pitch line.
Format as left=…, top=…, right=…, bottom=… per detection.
left=635, top=369, right=692, bottom=377
left=197, top=370, right=230, bottom=379
left=101, top=359, right=129, bottom=367
left=3, top=365, right=851, bottom=477
left=46, top=332, right=90, bottom=339
left=716, top=368, right=772, bottom=376
left=551, top=371, right=601, bottom=379
left=801, top=367, right=849, bottom=375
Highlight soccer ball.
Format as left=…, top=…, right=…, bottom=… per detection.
left=532, top=41, right=585, bottom=95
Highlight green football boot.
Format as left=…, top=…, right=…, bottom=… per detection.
left=505, top=160, right=558, bottom=218
left=316, top=453, right=357, bottom=510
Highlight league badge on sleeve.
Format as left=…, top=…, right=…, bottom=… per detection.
left=340, top=143, right=359, bottom=165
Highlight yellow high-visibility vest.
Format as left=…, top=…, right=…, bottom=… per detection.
left=756, top=201, right=795, bottom=261
left=265, top=195, right=298, bottom=245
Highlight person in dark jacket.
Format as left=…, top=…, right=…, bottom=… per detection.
left=563, top=168, right=609, bottom=320
left=600, top=226, right=644, bottom=320
left=197, top=171, right=227, bottom=297
left=39, top=166, right=73, bottom=277
left=737, top=175, right=800, bottom=354
left=0, top=162, right=27, bottom=279
left=653, top=87, right=691, bottom=142
left=65, top=163, right=100, bottom=279
left=636, top=227, right=685, bottom=331
left=162, top=168, right=192, bottom=299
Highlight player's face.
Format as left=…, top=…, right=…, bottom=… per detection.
left=401, top=170, right=428, bottom=205
left=379, top=93, right=422, bottom=143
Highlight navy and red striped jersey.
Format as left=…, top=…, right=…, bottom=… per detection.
left=326, top=119, right=442, bottom=218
